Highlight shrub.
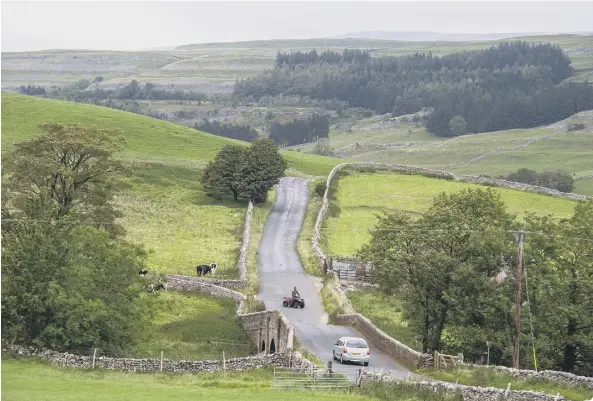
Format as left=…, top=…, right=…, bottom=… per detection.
left=313, top=181, right=327, bottom=197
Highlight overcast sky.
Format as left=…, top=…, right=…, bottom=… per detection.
left=2, top=1, right=592, bottom=52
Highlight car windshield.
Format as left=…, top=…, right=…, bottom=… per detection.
left=346, top=340, right=368, bottom=348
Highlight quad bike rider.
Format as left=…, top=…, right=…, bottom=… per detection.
left=283, top=286, right=305, bottom=308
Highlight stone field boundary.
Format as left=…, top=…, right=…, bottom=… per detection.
left=359, top=371, right=576, bottom=401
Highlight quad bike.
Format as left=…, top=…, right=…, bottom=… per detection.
left=283, top=296, right=305, bottom=308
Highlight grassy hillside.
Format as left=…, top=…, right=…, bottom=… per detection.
left=1, top=93, right=341, bottom=175
left=1, top=93, right=340, bottom=277
left=292, top=111, right=593, bottom=196
left=324, top=170, right=580, bottom=256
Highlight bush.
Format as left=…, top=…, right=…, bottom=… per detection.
left=568, top=123, right=586, bottom=131
left=313, top=181, right=327, bottom=197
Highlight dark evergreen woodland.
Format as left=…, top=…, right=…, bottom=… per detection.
left=234, top=42, right=593, bottom=136
left=268, top=114, right=330, bottom=146
left=195, top=119, right=259, bottom=142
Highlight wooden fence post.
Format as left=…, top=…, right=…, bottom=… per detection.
left=223, top=350, right=226, bottom=370
left=160, top=351, right=163, bottom=372
left=92, top=348, right=97, bottom=369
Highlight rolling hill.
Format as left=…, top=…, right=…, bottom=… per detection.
left=1, top=93, right=342, bottom=279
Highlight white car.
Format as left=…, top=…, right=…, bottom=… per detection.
left=332, top=336, right=370, bottom=366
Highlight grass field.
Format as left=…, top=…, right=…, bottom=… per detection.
left=2, top=359, right=480, bottom=401
left=1, top=93, right=339, bottom=276
left=132, top=291, right=253, bottom=360
left=1, top=360, right=376, bottom=401
left=324, top=170, right=581, bottom=256
left=422, top=366, right=593, bottom=401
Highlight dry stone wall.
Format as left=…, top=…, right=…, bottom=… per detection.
left=335, top=313, right=432, bottom=370
left=458, top=175, right=589, bottom=201
left=4, top=344, right=315, bottom=373
left=166, top=275, right=245, bottom=290
left=340, top=281, right=380, bottom=292
left=459, top=362, right=593, bottom=390
left=360, top=372, right=571, bottom=401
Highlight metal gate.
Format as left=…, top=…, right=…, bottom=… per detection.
left=332, top=257, right=374, bottom=282
left=272, top=367, right=359, bottom=390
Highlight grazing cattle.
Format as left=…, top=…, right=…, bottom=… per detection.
left=139, top=269, right=148, bottom=276
left=196, top=263, right=217, bottom=276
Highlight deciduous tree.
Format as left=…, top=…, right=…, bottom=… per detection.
left=358, top=188, right=516, bottom=353
left=2, top=122, right=127, bottom=236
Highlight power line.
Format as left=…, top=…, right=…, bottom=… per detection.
left=3, top=218, right=592, bottom=242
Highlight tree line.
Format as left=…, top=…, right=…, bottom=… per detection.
left=359, top=188, right=593, bottom=375
left=276, top=48, right=371, bottom=68
left=19, top=79, right=208, bottom=102
left=501, top=168, right=575, bottom=193
left=194, top=119, right=259, bottom=142
left=268, top=113, right=330, bottom=147
left=234, top=42, right=593, bottom=137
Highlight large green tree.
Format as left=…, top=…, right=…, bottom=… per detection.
left=240, top=138, right=287, bottom=203
left=202, top=138, right=287, bottom=203
left=358, top=188, right=516, bottom=353
left=201, top=144, right=247, bottom=201
left=2, top=122, right=127, bottom=236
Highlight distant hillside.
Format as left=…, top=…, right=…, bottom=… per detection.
left=290, top=110, right=593, bottom=196
left=328, top=31, right=555, bottom=42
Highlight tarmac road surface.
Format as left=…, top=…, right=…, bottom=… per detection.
left=257, top=177, right=417, bottom=379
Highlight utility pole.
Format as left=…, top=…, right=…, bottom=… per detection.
left=513, top=230, right=525, bottom=369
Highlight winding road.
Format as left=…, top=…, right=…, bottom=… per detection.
left=257, top=177, right=415, bottom=378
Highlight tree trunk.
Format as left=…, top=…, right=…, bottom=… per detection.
left=422, top=312, right=430, bottom=353
left=432, top=306, right=448, bottom=352
left=562, top=319, right=577, bottom=372
left=232, top=190, right=238, bottom=201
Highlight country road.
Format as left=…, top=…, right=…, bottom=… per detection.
left=257, top=176, right=415, bottom=379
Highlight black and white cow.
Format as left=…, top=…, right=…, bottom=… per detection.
left=196, top=263, right=217, bottom=276
left=139, top=269, right=148, bottom=276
